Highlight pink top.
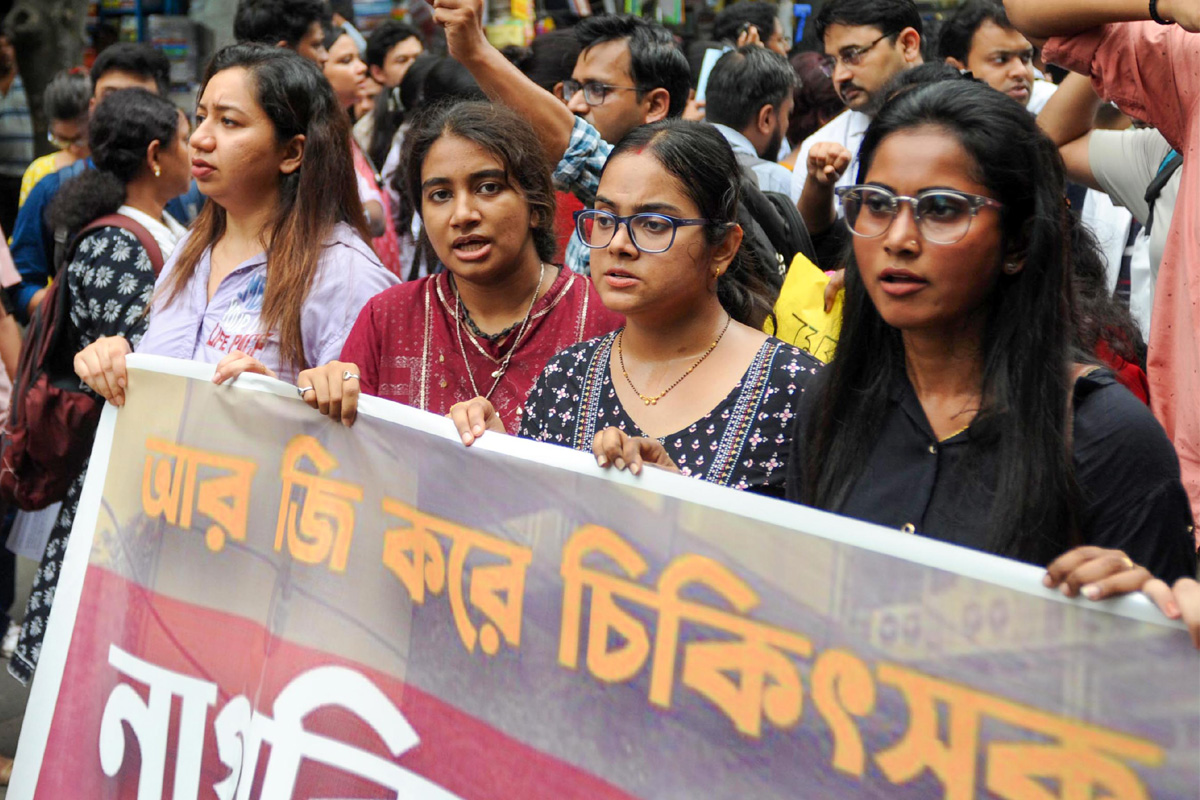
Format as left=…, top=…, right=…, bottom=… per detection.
left=1045, top=22, right=1200, bottom=534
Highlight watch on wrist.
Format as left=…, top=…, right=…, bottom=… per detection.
left=1150, top=0, right=1174, bottom=25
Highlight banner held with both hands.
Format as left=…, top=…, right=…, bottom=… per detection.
left=8, top=355, right=1198, bottom=799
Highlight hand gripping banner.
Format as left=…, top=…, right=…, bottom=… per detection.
left=8, top=355, right=1199, bottom=799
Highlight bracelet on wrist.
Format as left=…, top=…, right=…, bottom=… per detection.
left=1150, top=0, right=1174, bottom=25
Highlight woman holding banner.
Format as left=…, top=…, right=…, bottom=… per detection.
left=293, top=101, right=622, bottom=431
left=785, top=80, right=1196, bottom=587
left=73, top=44, right=396, bottom=403
left=10, top=88, right=193, bottom=686
left=449, top=120, right=822, bottom=498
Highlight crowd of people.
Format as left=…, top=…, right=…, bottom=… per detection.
left=0, top=0, right=1194, bottom=759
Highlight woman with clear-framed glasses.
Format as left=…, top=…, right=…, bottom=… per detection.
left=787, top=80, right=1196, bottom=591
left=450, top=120, right=823, bottom=498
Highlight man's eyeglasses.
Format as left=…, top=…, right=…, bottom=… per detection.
left=835, top=185, right=1004, bottom=245
left=561, top=79, right=643, bottom=107
left=47, top=130, right=87, bottom=150
left=574, top=209, right=710, bottom=253
left=818, top=32, right=895, bottom=75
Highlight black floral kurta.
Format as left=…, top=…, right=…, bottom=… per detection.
left=10, top=225, right=157, bottom=684
left=518, top=331, right=823, bottom=497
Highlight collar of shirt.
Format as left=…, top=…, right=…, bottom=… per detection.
left=713, top=124, right=760, bottom=159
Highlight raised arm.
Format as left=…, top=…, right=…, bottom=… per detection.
left=1036, top=72, right=1103, bottom=189
left=431, top=0, right=576, bottom=163
left=1004, top=0, right=1200, bottom=37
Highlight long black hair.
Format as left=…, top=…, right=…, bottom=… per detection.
left=163, top=43, right=368, bottom=372
left=49, top=88, right=180, bottom=235
left=800, top=80, right=1087, bottom=565
left=603, top=119, right=775, bottom=327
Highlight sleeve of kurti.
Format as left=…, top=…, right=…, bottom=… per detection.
left=64, top=227, right=157, bottom=351
left=338, top=295, right=382, bottom=397
left=1072, top=374, right=1198, bottom=584
left=1042, top=22, right=1200, bottom=153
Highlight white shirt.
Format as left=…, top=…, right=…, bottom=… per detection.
left=788, top=108, right=872, bottom=205
left=712, top=123, right=794, bottom=196
left=116, top=204, right=187, bottom=262
left=1027, top=79, right=1058, bottom=115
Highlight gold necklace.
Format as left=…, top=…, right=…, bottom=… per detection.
left=618, top=315, right=732, bottom=406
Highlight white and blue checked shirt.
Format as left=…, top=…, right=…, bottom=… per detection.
left=554, top=116, right=613, bottom=275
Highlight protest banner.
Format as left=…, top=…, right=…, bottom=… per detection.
left=8, top=355, right=1199, bottom=799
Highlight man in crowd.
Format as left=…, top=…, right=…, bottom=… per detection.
left=1004, top=0, right=1200, bottom=530
left=936, top=0, right=1056, bottom=112
left=366, top=21, right=424, bottom=89
left=939, top=0, right=1136, bottom=323
left=788, top=0, right=924, bottom=237
left=713, top=1, right=790, bottom=56
left=232, top=0, right=331, bottom=68
left=705, top=46, right=795, bottom=195
left=6, top=43, right=172, bottom=321
left=0, top=33, right=32, bottom=234
left=432, top=1, right=688, bottom=274
left=354, top=21, right=424, bottom=150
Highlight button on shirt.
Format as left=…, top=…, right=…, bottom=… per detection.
left=136, top=222, right=398, bottom=384
left=786, top=369, right=1197, bottom=584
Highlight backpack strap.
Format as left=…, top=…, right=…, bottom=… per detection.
left=1142, top=150, right=1182, bottom=235
left=74, top=214, right=166, bottom=277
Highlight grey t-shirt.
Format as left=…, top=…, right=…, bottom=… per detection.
left=1089, top=127, right=1179, bottom=276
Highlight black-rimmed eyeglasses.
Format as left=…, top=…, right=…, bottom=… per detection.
left=574, top=209, right=710, bottom=253
left=835, top=185, right=1004, bottom=245
left=561, top=79, right=643, bottom=106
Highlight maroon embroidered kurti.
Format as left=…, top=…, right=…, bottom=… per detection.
left=340, top=267, right=623, bottom=430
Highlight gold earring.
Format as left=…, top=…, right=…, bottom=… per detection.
left=153, top=164, right=161, bottom=177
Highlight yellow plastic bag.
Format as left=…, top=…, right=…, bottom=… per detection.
left=764, top=253, right=843, bottom=363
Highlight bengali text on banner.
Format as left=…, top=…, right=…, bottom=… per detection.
left=7, top=355, right=1199, bottom=800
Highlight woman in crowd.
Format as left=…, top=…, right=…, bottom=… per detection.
left=450, top=120, right=821, bottom=498
left=786, top=80, right=1196, bottom=585
left=74, top=44, right=395, bottom=400
left=19, top=68, right=91, bottom=205
left=293, top=101, right=622, bottom=431
left=11, top=88, right=193, bottom=685
left=325, top=26, right=403, bottom=277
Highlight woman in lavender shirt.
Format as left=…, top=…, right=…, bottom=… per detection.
left=74, top=43, right=397, bottom=399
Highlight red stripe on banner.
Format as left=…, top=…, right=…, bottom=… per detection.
left=33, top=564, right=638, bottom=800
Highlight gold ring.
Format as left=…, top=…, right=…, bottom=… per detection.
left=1120, top=556, right=1135, bottom=570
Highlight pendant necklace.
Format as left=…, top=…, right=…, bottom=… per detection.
left=453, top=262, right=545, bottom=400
left=618, top=314, right=732, bottom=406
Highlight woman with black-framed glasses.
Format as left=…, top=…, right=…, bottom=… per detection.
left=451, top=120, right=822, bottom=498
left=787, top=80, right=1195, bottom=590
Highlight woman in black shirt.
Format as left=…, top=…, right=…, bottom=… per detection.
left=786, top=80, right=1196, bottom=586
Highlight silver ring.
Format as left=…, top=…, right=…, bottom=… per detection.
left=343, top=371, right=360, bottom=382
left=297, top=386, right=314, bottom=397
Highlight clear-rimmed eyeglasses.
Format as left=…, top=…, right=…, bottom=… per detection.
left=574, top=209, right=710, bottom=253
left=560, top=79, right=643, bottom=106
left=835, top=185, right=1004, bottom=245
left=818, top=32, right=895, bottom=76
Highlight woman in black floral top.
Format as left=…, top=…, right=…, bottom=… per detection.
left=448, top=120, right=822, bottom=496
left=10, top=89, right=192, bottom=685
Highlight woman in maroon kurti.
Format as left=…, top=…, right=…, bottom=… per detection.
left=295, top=101, right=621, bottom=428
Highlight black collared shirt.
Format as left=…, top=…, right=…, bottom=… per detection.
left=786, top=369, right=1197, bottom=583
